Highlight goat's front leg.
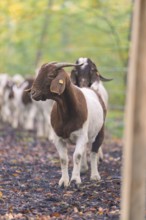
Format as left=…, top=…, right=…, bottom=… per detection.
left=55, top=141, right=69, bottom=187
left=71, top=136, right=88, bottom=185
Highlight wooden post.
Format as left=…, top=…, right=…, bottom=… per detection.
left=120, top=0, right=146, bottom=220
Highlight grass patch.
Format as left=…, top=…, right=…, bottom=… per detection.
left=106, top=109, right=124, bottom=138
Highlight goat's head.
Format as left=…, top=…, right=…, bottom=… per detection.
left=71, top=57, right=112, bottom=87
left=26, top=62, right=83, bottom=101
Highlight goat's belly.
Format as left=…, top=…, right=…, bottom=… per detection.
left=88, top=121, right=103, bottom=143
left=87, top=101, right=104, bottom=143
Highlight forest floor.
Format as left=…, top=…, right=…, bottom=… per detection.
left=0, top=122, right=122, bottom=220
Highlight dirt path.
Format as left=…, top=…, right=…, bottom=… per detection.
left=0, top=122, right=122, bottom=220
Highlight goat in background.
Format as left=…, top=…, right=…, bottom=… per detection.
left=71, top=57, right=112, bottom=162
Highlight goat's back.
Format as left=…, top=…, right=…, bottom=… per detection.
left=91, top=81, right=108, bottom=108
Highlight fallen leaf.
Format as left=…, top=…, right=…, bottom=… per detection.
left=8, top=205, right=13, bottom=213
left=74, top=207, right=79, bottom=213
left=0, top=191, right=3, bottom=198
left=39, top=215, right=51, bottom=220
left=51, top=212, right=60, bottom=217
left=13, top=173, right=19, bottom=177
left=98, top=207, right=104, bottom=215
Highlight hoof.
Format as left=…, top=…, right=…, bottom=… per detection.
left=70, top=176, right=81, bottom=188
left=90, top=174, right=101, bottom=181
left=59, top=177, right=69, bottom=188
left=70, top=180, right=81, bottom=189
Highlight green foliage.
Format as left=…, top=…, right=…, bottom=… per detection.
left=106, top=110, right=124, bottom=138
left=0, top=0, right=132, bottom=136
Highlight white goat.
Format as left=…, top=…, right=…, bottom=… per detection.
left=0, top=73, right=25, bottom=124
left=0, top=74, right=53, bottom=138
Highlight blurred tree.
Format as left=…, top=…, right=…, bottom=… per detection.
left=0, top=0, right=132, bottom=108
left=34, top=0, right=53, bottom=68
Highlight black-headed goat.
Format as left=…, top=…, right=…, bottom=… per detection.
left=71, top=57, right=112, bottom=108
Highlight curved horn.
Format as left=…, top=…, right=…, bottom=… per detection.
left=54, top=62, right=83, bottom=69
left=45, top=61, right=57, bottom=67
left=24, top=88, right=31, bottom=93
left=99, top=75, right=113, bottom=82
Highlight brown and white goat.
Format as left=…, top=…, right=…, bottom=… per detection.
left=27, top=62, right=107, bottom=187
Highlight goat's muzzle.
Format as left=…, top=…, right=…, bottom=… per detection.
left=30, top=89, right=46, bottom=101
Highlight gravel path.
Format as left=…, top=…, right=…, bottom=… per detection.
left=0, top=122, right=122, bottom=219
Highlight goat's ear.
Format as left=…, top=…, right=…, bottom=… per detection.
left=50, top=75, right=66, bottom=95
left=90, top=61, right=99, bottom=84
left=90, top=68, right=99, bottom=84
left=70, top=69, right=78, bottom=85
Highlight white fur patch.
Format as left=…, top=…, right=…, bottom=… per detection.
left=78, top=57, right=88, bottom=70
left=90, top=151, right=101, bottom=180
left=91, top=81, right=108, bottom=108
left=80, top=88, right=104, bottom=142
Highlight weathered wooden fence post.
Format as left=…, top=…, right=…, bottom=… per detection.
left=120, top=0, right=146, bottom=220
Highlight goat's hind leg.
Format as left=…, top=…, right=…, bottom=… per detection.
left=98, top=147, right=104, bottom=163
left=90, top=125, right=104, bottom=181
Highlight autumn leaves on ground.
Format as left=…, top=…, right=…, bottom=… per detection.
left=0, top=122, right=122, bottom=220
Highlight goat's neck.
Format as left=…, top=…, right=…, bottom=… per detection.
left=55, top=84, right=79, bottom=119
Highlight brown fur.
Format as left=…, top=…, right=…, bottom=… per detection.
left=70, top=69, right=78, bottom=85
left=51, top=79, right=88, bottom=139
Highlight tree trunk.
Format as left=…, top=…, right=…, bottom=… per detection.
left=120, top=0, right=146, bottom=219
left=34, top=0, right=53, bottom=68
